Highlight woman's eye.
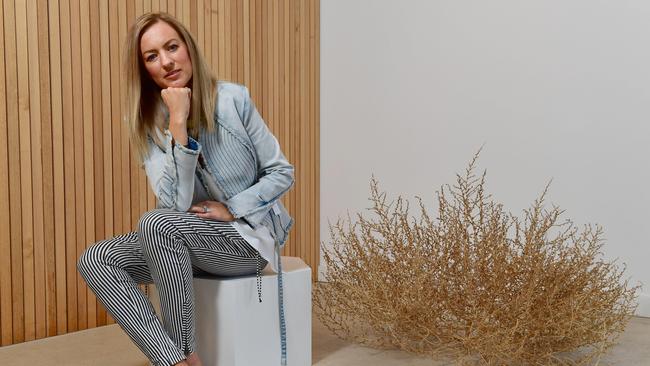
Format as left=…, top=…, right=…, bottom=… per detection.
left=146, top=54, right=157, bottom=62
left=169, top=44, right=178, bottom=51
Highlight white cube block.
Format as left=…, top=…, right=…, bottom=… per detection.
left=193, top=256, right=312, bottom=366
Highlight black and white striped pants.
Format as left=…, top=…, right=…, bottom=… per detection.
left=77, top=208, right=267, bottom=366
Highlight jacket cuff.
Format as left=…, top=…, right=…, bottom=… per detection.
left=172, top=135, right=201, bottom=155
left=226, top=183, right=292, bottom=227
left=166, top=132, right=200, bottom=211
left=227, top=204, right=268, bottom=228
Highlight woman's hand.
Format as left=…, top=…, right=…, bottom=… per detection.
left=161, top=87, right=191, bottom=145
left=189, top=200, right=236, bottom=222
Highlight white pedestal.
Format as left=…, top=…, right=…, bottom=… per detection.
left=148, top=257, right=312, bottom=366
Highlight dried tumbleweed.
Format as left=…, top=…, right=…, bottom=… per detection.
left=314, top=152, right=639, bottom=365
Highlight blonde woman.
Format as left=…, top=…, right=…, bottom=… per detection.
left=78, top=12, right=293, bottom=366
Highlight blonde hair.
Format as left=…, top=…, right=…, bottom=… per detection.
left=124, top=12, right=217, bottom=162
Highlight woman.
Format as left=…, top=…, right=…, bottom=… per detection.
left=78, top=12, right=293, bottom=366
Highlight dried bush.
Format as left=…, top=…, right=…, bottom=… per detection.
left=314, top=152, right=639, bottom=365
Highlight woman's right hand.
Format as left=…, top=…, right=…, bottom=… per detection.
left=189, top=201, right=236, bottom=222
left=161, top=87, right=191, bottom=144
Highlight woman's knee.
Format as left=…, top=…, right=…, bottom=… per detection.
left=137, top=209, right=179, bottom=245
left=77, top=242, right=106, bottom=279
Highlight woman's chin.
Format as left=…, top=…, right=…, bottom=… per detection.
left=159, top=76, right=190, bottom=89
left=165, top=81, right=187, bottom=88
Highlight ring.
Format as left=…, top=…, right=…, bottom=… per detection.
left=203, top=205, right=210, bottom=213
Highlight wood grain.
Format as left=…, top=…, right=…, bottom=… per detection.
left=0, top=0, right=13, bottom=346
left=47, top=0, right=68, bottom=336
left=4, top=0, right=26, bottom=344
left=60, top=0, right=78, bottom=333
left=37, top=0, right=57, bottom=338
left=26, top=0, right=46, bottom=340
left=69, top=0, right=87, bottom=332
left=98, top=0, right=112, bottom=326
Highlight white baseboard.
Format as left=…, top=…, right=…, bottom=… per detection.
left=636, top=292, right=650, bottom=318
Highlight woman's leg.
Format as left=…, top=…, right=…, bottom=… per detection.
left=77, top=232, right=190, bottom=366
left=136, top=209, right=267, bottom=360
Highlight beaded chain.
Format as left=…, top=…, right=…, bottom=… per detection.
left=256, top=253, right=263, bottom=303
left=275, top=240, right=287, bottom=366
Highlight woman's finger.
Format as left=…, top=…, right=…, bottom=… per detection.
left=189, top=201, right=212, bottom=213
left=188, top=205, right=204, bottom=213
left=194, top=212, right=210, bottom=219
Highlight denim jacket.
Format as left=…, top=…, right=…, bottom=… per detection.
left=143, top=81, right=294, bottom=246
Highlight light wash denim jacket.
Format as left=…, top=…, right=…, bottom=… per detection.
left=143, top=81, right=294, bottom=247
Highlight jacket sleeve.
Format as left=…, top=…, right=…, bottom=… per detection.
left=143, top=129, right=202, bottom=212
left=225, top=86, right=295, bottom=226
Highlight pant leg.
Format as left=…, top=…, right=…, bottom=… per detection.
left=136, top=209, right=268, bottom=359
left=77, top=232, right=188, bottom=366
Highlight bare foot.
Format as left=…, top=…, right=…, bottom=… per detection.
left=186, top=352, right=203, bottom=366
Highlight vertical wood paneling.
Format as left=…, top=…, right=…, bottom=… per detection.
left=261, top=0, right=267, bottom=128
left=127, top=0, right=137, bottom=233
left=89, top=0, right=103, bottom=330
left=118, top=0, right=129, bottom=259
left=80, top=0, right=96, bottom=330
left=98, top=0, right=112, bottom=327
left=241, top=0, right=251, bottom=85
left=26, top=0, right=46, bottom=341
left=69, top=0, right=87, bottom=332
left=202, top=0, right=211, bottom=68
left=299, top=0, right=306, bottom=263
left=309, top=0, right=320, bottom=280
left=16, top=0, right=36, bottom=342
left=291, top=0, right=298, bottom=258
left=182, top=0, right=190, bottom=29
left=4, top=0, right=26, bottom=344
left=139, top=0, right=149, bottom=228
left=190, top=3, right=196, bottom=29
left=108, top=0, right=121, bottom=268
left=211, top=0, right=218, bottom=76
left=0, top=0, right=319, bottom=346
left=60, top=0, right=78, bottom=333
left=281, top=0, right=289, bottom=256
left=0, top=0, right=13, bottom=346
left=37, top=0, right=57, bottom=338
left=47, top=0, right=68, bottom=336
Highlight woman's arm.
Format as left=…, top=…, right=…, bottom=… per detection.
left=225, top=86, right=295, bottom=227
left=143, top=128, right=201, bottom=212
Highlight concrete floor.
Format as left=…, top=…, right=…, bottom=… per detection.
left=0, top=313, right=649, bottom=365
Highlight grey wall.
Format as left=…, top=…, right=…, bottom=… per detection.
left=321, top=0, right=650, bottom=316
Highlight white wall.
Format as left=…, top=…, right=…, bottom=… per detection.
left=321, top=0, right=650, bottom=316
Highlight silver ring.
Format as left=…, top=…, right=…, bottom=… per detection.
left=203, top=205, right=209, bottom=213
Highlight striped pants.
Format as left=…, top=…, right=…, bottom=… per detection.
left=77, top=208, right=267, bottom=366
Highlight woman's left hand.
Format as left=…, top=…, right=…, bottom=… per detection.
left=189, top=201, right=235, bottom=222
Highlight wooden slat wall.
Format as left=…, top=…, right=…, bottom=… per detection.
left=0, top=0, right=319, bottom=346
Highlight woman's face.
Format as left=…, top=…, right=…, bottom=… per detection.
left=140, top=21, right=193, bottom=89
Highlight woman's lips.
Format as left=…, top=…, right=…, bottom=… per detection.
left=165, top=70, right=181, bottom=79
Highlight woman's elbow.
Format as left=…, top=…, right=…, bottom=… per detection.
left=278, top=164, right=294, bottom=189
left=282, top=161, right=295, bottom=180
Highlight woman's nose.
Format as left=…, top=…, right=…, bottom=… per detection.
left=160, top=53, right=174, bottom=70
